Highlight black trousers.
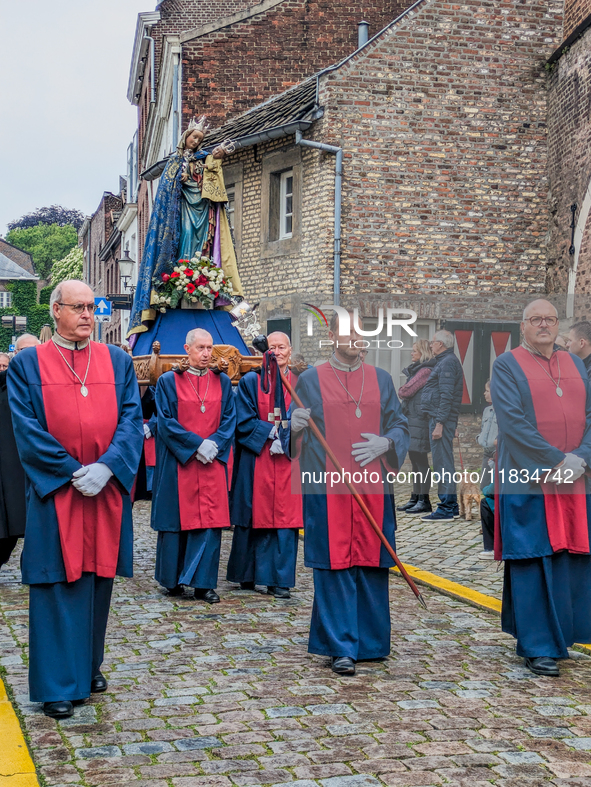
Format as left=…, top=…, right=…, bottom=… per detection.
left=408, top=451, right=431, bottom=494
left=480, top=498, right=494, bottom=551
left=0, top=536, right=18, bottom=567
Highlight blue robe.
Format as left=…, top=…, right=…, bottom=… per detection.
left=227, top=372, right=300, bottom=589
left=286, top=362, right=409, bottom=659
left=7, top=345, right=143, bottom=701
left=152, top=371, right=235, bottom=589
left=491, top=348, right=591, bottom=657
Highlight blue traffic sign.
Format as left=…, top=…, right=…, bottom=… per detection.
left=8, top=344, right=15, bottom=352
left=94, top=297, right=112, bottom=323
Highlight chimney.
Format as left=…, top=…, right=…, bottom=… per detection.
left=357, top=21, right=369, bottom=49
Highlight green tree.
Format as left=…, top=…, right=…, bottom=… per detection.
left=51, top=247, right=83, bottom=286
left=6, top=223, right=78, bottom=279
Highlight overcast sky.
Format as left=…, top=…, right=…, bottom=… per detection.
left=0, top=0, right=152, bottom=236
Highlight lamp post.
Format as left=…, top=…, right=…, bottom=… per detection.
left=117, top=249, right=136, bottom=294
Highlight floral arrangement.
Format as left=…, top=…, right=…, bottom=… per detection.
left=152, top=256, right=233, bottom=311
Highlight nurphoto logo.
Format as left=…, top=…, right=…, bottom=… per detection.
left=303, top=304, right=419, bottom=349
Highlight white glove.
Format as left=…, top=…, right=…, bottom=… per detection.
left=291, top=408, right=311, bottom=433
left=143, top=423, right=152, bottom=439
left=72, top=463, right=113, bottom=497
left=351, top=433, right=391, bottom=468
left=269, top=438, right=284, bottom=456
left=196, top=439, right=218, bottom=464
left=267, top=425, right=278, bottom=440
left=554, top=452, right=586, bottom=483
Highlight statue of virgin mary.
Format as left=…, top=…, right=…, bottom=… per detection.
left=128, top=116, right=243, bottom=340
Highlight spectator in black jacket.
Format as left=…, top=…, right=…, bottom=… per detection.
left=567, top=321, right=591, bottom=373
left=420, top=330, right=464, bottom=521
left=398, top=339, right=435, bottom=514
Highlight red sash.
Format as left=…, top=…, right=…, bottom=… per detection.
left=175, top=372, right=229, bottom=529
left=37, top=341, right=122, bottom=583
left=317, top=362, right=385, bottom=569
left=513, top=346, right=589, bottom=554
left=252, top=373, right=302, bottom=529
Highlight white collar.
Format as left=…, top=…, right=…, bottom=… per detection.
left=53, top=333, right=90, bottom=351
left=522, top=339, right=556, bottom=359
left=187, top=366, right=209, bottom=376
left=329, top=354, right=362, bottom=372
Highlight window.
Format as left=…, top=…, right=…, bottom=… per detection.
left=362, top=317, right=436, bottom=389
left=0, top=291, right=11, bottom=308
left=279, top=171, right=293, bottom=239
left=226, top=183, right=235, bottom=230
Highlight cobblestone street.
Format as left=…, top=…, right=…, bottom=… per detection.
left=2, top=502, right=591, bottom=787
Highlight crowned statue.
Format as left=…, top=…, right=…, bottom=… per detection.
left=128, top=115, right=243, bottom=343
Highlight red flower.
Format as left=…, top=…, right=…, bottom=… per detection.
left=185, top=269, right=194, bottom=277
left=197, top=274, right=208, bottom=286
left=186, top=283, right=196, bottom=294
left=178, top=259, right=190, bottom=264
left=161, top=273, right=170, bottom=282
left=171, top=271, right=180, bottom=278
left=211, top=290, right=219, bottom=297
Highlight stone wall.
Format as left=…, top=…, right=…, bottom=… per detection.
left=564, top=0, right=591, bottom=39
left=547, top=28, right=591, bottom=300
left=316, top=0, right=563, bottom=299
left=180, top=0, right=414, bottom=129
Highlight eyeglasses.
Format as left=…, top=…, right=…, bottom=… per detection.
left=526, top=316, right=558, bottom=327
left=57, top=302, right=97, bottom=314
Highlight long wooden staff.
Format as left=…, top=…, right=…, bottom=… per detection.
left=280, top=371, right=427, bottom=609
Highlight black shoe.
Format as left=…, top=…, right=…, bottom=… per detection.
left=166, top=585, right=184, bottom=596
left=240, top=581, right=255, bottom=590
left=406, top=495, right=432, bottom=514
left=194, top=588, right=220, bottom=604
left=91, top=672, right=107, bottom=693
left=397, top=495, right=418, bottom=512
left=267, top=586, right=290, bottom=599
left=524, top=656, right=559, bottom=677
left=43, top=700, right=74, bottom=718
left=331, top=656, right=356, bottom=675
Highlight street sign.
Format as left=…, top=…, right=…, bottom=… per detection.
left=8, top=344, right=15, bottom=352
left=94, top=297, right=112, bottom=323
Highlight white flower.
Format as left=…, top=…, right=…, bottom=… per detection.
left=191, top=297, right=197, bottom=303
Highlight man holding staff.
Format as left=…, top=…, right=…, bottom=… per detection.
left=288, top=313, right=409, bottom=675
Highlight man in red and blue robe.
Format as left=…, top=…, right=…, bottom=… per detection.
left=287, top=315, right=409, bottom=675
left=152, top=328, right=235, bottom=603
left=491, top=299, right=591, bottom=677
left=227, top=334, right=303, bottom=598
left=7, top=280, right=143, bottom=718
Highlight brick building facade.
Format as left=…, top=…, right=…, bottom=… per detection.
left=80, top=192, right=123, bottom=344
left=546, top=0, right=591, bottom=318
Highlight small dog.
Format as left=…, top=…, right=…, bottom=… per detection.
left=458, top=479, right=481, bottom=521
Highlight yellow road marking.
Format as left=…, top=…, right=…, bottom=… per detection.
left=0, top=677, right=39, bottom=785
left=392, top=561, right=591, bottom=655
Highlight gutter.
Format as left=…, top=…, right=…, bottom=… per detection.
left=295, top=130, right=343, bottom=306
left=144, top=34, right=156, bottom=103
left=141, top=119, right=315, bottom=181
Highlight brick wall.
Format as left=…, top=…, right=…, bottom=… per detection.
left=181, top=1, right=413, bottom=129
left=564, top=0, right=591, bottom=39
left=547, top=29, right=591, bottom=297
left=314, top=0, right=563, bottom=299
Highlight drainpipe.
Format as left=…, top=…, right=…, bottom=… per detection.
left=144, top=34, right=156, bottom=103
left=357, top=21, right=369, bottom=49
left=172, top=52, right=180, bottom=148
left=295, top=130, right=343, bottom=305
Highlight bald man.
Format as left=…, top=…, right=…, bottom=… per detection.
left=227, top=332, right=303, bottom=598
left=152, top=328, right=236, bottom=603
left=491, top=299, right=591, bottom=677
